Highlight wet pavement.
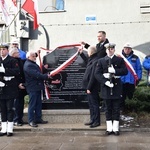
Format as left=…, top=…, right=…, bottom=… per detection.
left=0, top=124, right=150, bottom=150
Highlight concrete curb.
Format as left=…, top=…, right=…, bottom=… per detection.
left=12, top=124, right=150, bottom=132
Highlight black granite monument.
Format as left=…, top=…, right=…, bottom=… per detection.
left=42, top=45, right=88, bottom=109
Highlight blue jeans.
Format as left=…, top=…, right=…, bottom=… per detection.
left=28, top=91, right=42, bottom=123
left=14, top=91, right=26, bottom=123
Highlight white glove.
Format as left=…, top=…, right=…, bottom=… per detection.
left=108, top=65, right=115, bottom=73
left=0, top=64, right=5, bottom=73
left=103, top=73, right=110, bottom=79
left=0, top=81, right=5, bottom=87
left=105, top=81, right=114, bottom=88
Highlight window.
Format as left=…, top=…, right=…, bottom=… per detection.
left=38, top=0, right=65, bottom=12
left=56, top=0, right=64, bottom=10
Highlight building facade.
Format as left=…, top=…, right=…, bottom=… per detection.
left=0, top=0, right=150, bottom=57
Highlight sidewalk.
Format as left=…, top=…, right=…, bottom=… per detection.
left=0, top=128, right=150, bottom=150
left=1, top=114, right=150, bottom=150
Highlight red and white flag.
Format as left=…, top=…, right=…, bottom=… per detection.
left=117, top=53, right=139, bottom=85
left=22, top=0, right=39, bottom=30
left=0, top=0, right=13, bottom=26
left=12, top=0, right=17, bottom=6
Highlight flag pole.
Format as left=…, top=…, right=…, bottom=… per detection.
left=1, top=8, right=21, bottom=38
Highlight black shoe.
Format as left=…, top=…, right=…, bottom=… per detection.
left=0, top=132, right=7, bottom=136
left=105, top=131, right=112, bottom=135
left=14, top=122, right=23, bottom=126
left=90, top=122, right=100, bottom=128
left=7, top=132, right=13, bottom=136
left=29, top=121, right=38, bottom=127
left=113, top=131, right=120, bottom=136
left=35, top=119, right=48, bottom=124
left=84, top=121, right=93, bottom=126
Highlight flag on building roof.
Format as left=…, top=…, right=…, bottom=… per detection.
left=22, top=0, right=39, bottom=30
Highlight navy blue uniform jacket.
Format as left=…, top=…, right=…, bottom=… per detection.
left=0, top=55, right=20, bottom=99
left=95, top=55, right=128, bottom=99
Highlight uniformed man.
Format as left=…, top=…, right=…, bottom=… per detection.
left=0, top=43, right=20, bottom=136
left=95, top=43, right=128, bottom=136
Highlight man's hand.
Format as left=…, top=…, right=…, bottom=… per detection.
left=108, top=65, right=115, bottom=73
left=44, top=64, right=48, bottom=69
left=18, top=83, right=25, bottom=89
left=78, top=46, right=83, bottom=54
left=80, top=41, right=86, bottom=45
left=87, top=90, right=91, bottom=94
left=105, top=81, right=114, bottom=88
left=48, top=73, right=53, bottom=79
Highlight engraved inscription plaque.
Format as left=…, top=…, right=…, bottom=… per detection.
left=42, top=45, right=88, bottom=109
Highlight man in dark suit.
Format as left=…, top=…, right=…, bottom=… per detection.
left=95, top=43, right=128, bottom=136
left=23, top=51, right=51, bottom=127
left=81, top=31, right=109, bottom=58
left=79, top=46, right=100, bottom=128
left=81, top=31, right=109, bottom=112
left=0, top=43, right=20, bottom=136
left=9, top=47, right=27, bottom=126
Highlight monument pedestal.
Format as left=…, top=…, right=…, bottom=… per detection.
left=23, top=109, right=105, bottom=124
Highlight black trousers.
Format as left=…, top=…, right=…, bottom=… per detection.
left=87, top=89, right=100, bottom=124
left=104, top=98, right=120, bottom=121
left=14, top=91, right=26, bottom=123
left=120, top=83, right=135, bottom=111
left=0, top=99, right=14, bottom=122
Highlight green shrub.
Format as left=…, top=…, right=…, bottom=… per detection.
left=24, top=95, right=29, bottom=108
left=125, top=86, right=150, bottom=112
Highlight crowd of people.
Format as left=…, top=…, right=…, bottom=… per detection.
left=0, top=31, right=149, bottom=137
left=0, top=40, right=51, bottom=137
left=80, top=31, right=144, bottom=136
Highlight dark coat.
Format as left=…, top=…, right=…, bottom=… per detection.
left=15, top=58, right=25, bottom=85
left=81, top=53, right=99, bottom=91
left=84, top=39, right=109, bottom=58
left=0, top=55, right=20, bottom=99
left=95, top=55, right=128, bottom=99
left=23, top=59, right=48, bottom=93
left=15, top=58, right=27, bottom=95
